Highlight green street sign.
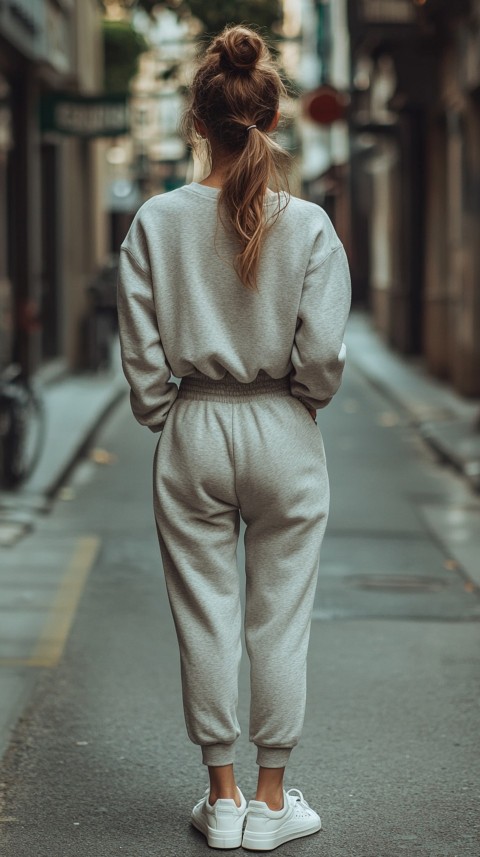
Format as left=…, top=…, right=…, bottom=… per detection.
left=40, top=92, right=130, bottom=138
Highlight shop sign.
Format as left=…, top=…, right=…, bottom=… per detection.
left=40, top=93, right=130, bottom=138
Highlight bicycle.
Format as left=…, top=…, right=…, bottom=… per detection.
left=0, top=364, right=46, bottom=489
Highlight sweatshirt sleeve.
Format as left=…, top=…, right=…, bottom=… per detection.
left=289, top=238, right=352, bottom=411
left=116, top=244, right=178, bottom=433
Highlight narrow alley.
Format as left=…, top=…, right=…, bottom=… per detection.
left=0, top=328, right=478, bottom=857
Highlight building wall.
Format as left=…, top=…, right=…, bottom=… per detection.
left=348, top=0, right=480, bottom=396
left=287, top=0, right=351, bottom=250
left=423, top=111, right=448, bottom=377
left=0, top=31, right=43, bottom=373
left=423, top=4, right=480, bottom=395
left=60, top=0, right=108, bottom=370
left=0, top=0, right=107, bottom=375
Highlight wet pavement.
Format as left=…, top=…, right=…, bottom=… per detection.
left=0, top=357, right=479, bottom=856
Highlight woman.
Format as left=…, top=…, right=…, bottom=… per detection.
left=117, top=24, right=351, bottom=851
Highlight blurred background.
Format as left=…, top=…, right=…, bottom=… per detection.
left=1, top=7, right=480, bottom=850
left=1, top=0, right=480, bottom=401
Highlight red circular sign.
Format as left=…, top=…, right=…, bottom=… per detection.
left=304, top=85, right=349, bottom=125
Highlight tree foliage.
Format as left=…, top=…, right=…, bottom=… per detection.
left=109, top=0, right=282, bottom=35
left=98, top=1, right=157, bottom=15
left=100, top=1, right=282, bottom=37
left=102, top=20, right=148, bottom=93
left=175, top=0, right=283, bottom=36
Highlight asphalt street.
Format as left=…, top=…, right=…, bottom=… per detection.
left=0, top=360, right=479, bottom=857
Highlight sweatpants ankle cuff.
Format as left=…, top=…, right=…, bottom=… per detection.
left=201, top=743, right=236, bottom=766
left=256, top=745, right=293, bottom=767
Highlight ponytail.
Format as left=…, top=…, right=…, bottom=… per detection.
left=181, top=25, right=291, bottom=291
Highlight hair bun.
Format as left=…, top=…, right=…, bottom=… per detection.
left=218, top=26, right=262, bottom=73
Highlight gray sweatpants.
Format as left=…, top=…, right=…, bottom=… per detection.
left=152, top=370, right=330, bottom=769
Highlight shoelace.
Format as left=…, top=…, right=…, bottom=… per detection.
left=192, top=787, right=210, bottom=810
left=285, top=788, right=311, bottom=810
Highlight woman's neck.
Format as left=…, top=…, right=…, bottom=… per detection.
left=199, top=166, right=226, bottom=188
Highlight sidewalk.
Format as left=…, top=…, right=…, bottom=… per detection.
left=0, top=340, right=128, bottom=546
left=345, top=310, right=480, bottom=493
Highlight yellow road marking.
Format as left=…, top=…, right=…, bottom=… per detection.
left=31, top=535, right=100, bottom=667
left=0, top=536, right=100, bottom=669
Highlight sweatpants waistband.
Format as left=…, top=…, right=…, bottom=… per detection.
left=177, top=369, right=292, bottom=403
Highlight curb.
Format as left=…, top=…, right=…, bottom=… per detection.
left=348, top=355, right=480, bottom=495
left=42, top=384, right=127, bottom=502
left=0, top=376, right=128, bottom=546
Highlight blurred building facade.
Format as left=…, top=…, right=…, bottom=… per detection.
left=282, top=0, right=351, bottom=252
left=347, top=0, right=480, bottom=397
left=0, top=0, right=108, bottom=377
left=106, top=6, right=194, bottom=253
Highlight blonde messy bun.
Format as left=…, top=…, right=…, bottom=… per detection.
left=214, top=26, right=263, bottom=72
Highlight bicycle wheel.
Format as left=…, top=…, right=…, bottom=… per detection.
left=0, top=381, right=46, bottom=488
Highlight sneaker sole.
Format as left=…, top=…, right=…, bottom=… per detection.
left=242, top=818, right=322, bottom=851
left=191, top=813, right=244, bottom=849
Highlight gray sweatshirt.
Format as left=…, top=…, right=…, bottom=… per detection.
left=116, top=181, right=351, bottom=432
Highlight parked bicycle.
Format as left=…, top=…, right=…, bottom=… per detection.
left=0, top=364, right=46, bottom=489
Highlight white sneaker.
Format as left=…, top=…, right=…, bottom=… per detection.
left=242, top=787, right=322, bottom=851
left=191, top=785, right=247, bottom=849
